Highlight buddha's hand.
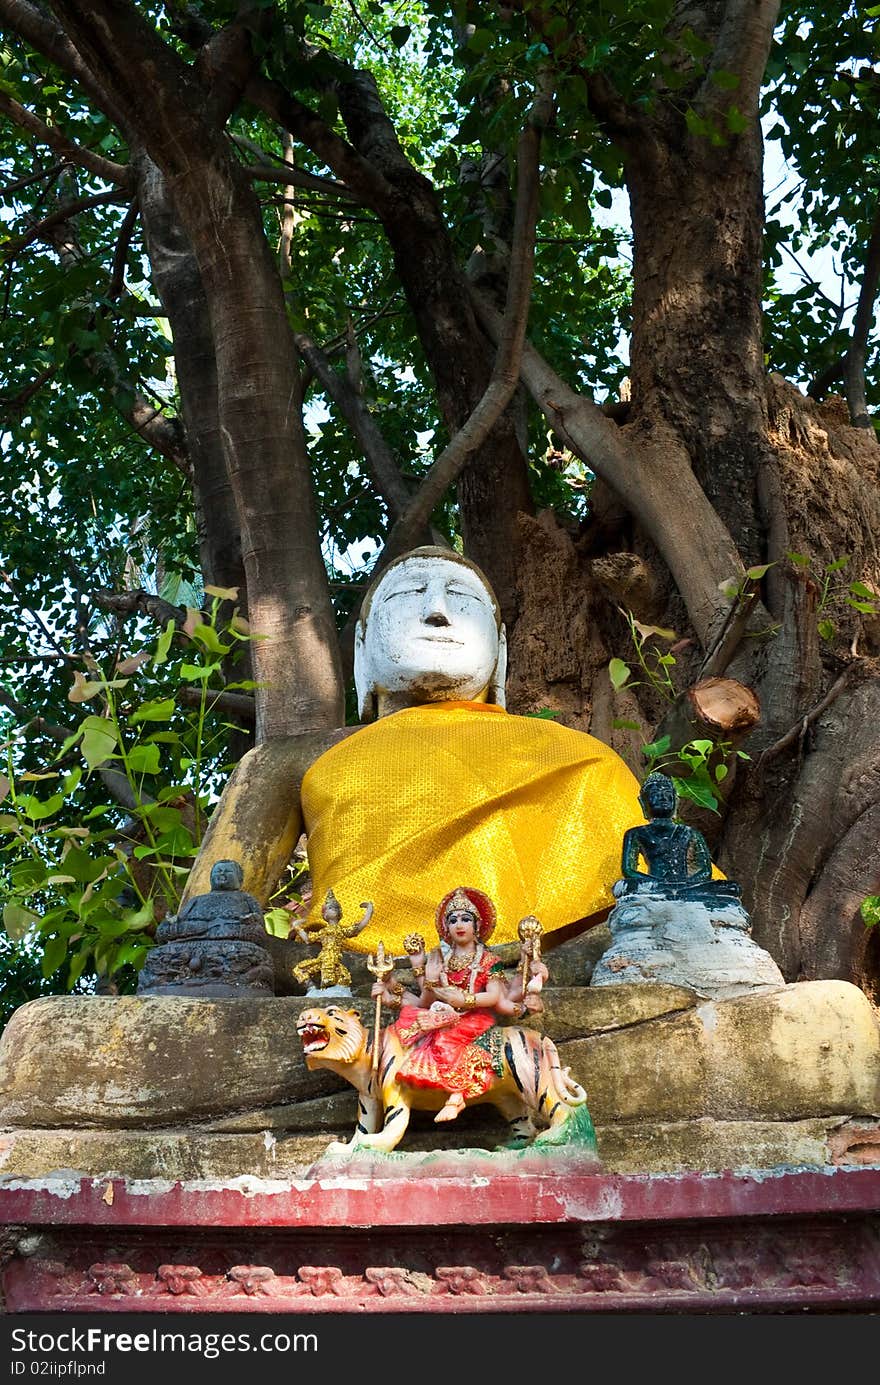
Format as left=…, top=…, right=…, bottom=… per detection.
left=522, top=992, right=544, bottom=1014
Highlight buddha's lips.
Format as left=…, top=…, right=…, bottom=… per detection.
left=416, top=634, right=464, bottom=644
left=298, top=1023, right=329, bottom=1053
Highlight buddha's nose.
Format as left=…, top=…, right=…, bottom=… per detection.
left=425, top=608, right=451, bottom=626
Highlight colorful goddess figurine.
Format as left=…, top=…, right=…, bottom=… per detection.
left=382, top=885, right=547, bottom=1122
left=296, top=885, right=594, bottom=1154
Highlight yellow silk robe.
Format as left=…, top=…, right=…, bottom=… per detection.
left=301, top=701, right=645, bottom=953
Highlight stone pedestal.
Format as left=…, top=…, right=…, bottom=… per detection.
left=2, top=979, right=879, bottom=1313
left=591, top=891, right=786, bottom=1000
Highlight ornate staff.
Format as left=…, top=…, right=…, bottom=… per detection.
left=517, top=915, right=543, bottom=998
left=366, top=940, right=394, bottom=1073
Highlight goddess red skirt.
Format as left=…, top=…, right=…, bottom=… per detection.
left=392, top=1005, right=496, bottom=1098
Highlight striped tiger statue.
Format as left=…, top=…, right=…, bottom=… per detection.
left=296, top=1004, right=595, bottom=1155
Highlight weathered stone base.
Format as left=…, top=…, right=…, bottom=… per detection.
left=3, top=982, right=878, bottom=1133
left=2, top=1169, right=879, bottom=1312
left=1, top=1115, right=876, bottom=1181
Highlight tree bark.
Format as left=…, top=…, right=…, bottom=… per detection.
left=49, top=0, right=344, bottom=739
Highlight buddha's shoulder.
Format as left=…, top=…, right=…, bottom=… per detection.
left=302, top=704, right=630, bottom=782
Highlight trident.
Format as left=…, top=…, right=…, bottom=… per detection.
left=366, top=940, right=394, bottom=1073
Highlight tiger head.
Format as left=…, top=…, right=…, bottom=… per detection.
left=296, top=1005, right=368, bottom=1067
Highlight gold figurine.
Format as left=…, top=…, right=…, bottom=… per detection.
left=291, top=890, right=374, bottom=995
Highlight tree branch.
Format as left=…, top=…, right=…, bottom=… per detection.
left=178, top=686, right=255, bottom=722
left=0, top=0, right=129, bottom=129
left=844, top=202, right=880, bottom=429
left=470, top=292, right=749, bottom=647
left=243, top=72, right=394, bottom=213
left=293, top=329, right=411, bottom=519
left=93, top=588, right=186, bottom=629
left=0, top=90, right=131, bottom=186
left=1, top=160, right=65, bottom=197
left=1, top=190, right=126, bottom=259
left=807, top=354, right=845, bottom=401
left=371, top=82, right=552, bottom=565
left=758, top=665, right=860, bottom=766
left=107, top=199, right=140, bottom=301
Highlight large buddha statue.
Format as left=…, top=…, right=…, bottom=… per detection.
left=185, top=548, right=645, bottom=954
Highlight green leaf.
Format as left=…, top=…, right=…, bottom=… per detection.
left=389, top=23, right=411, bottom=48
left=687, top=739, right=714, bottom=756
left=190, top=621, right=229, bottom=656
left=786, top=552, right=810, bottom=568
left=674, top=778, right=720, bottom=812
left=710, top=69, right=740, bottom=90
left=612, top=718, right=642, bottom=731
left=608, top=658, right=631, bottom=690
left=20, top=792, right=64, bottom=821
left=130, top=697, right=176, bottom=724
left=3, top=902, right=39, bottom=940
left=264, top=906, right=292, bottom=938
left=746, top=564, right=772, bottom=580
left=180, top=662, right=219, bottom=681
left=643, top=735, right=672, bottom=760
left=111, top=940, right=150, bottom=971
left=126, top=743, right=161, bottom=774
left=817, top=618, right=836, bottom=641
left=81, top=722, right=118, bottom=769
left=59, top=846, right=117, bottom=883
left=153, top=619, right=177, bottom=666
left=825, top=556, right=849, bottom=572
left=849, top=581, right=876, bottom=599
left=41, top=934, right=67, bottom=976
left=726, top=107, right=748, bottom=135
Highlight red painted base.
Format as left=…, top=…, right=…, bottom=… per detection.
left=2, top=1167, right=879, bottom=1313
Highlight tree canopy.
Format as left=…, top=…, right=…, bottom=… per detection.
left=2, top=1, right=880, bottom=1008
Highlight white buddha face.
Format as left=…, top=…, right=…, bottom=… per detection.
left=354, top=555, right=505, bottom=716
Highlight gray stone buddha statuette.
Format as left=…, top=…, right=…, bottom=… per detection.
left=137, top=859, right=275, bottom=998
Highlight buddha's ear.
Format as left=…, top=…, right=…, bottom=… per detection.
left=488, top=624, right=507, bottom=707
left=353, top=622, right=375, bottom=722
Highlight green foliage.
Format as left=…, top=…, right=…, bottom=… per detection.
left=0, top=596, right=255, bottom=987
left=641, top=735, right=750, bottom=814
left=763, top=3, right=880, bottom=408
left=607, top=610, right=679, bottom=703
left=860, top=895, right=880, bottom=927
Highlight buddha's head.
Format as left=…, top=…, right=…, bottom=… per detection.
left=210, top=859, right=244, bottom=891
left=639, top=772, right=677, bottom=820
left=354, top=547, right=507, bottom=721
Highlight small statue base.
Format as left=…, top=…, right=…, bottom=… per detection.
left=593, top=772, right=786, bottom=1000
left=304, top=983, right=354, bottom=999
left=591, top=892, right=785, bottom=1000
left=307, top=1103, right=601, bottom=1179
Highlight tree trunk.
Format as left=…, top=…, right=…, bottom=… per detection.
left=52, top=0, right=344, bottom=740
